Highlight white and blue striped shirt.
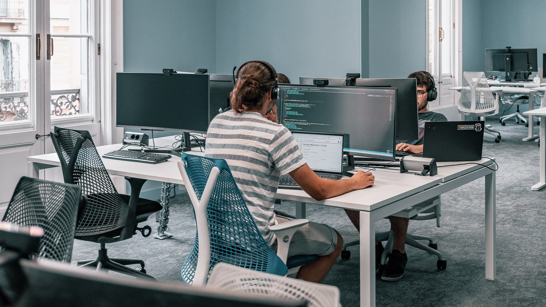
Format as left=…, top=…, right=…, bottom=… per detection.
left=205, top=110, right=305, bottom=244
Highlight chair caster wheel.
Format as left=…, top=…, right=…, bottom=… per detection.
left=341, top=250, right=351, bottom=260
left=526, top=123, right=529, bottom=127
left=495, top=137, right=501, bottom=143
left=499, top=119, right=502, bottom=123
left=437, top=260, right=447, bottom=270
left=537, top=121, right=540, bottom=126
left=140, top=268, right=146, bottom=273
left=501, top=122, right=506, bottom=126
left=428, top=243, right=438, bottom=250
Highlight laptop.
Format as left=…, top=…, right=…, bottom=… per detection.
left=278, top=131, right=346, bottom=189
left=422, top=121, right=484, bottom=162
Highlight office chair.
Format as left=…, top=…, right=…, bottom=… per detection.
left=458, top=71, right=502, bottom=143
left=0, top=227, right=306, bottom=307
left=177, top=153, right=319, bottom=286
left=50, top=126, right=162, bottom=279
left=208, top=263, right=341, bottom=307
left=342, top=196, right=447, bottom=271
left=2, top=176, right=81, bottom=262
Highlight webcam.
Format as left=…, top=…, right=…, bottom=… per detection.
left=313, top=79, right=329, bottom=87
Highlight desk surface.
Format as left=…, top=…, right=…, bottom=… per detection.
left=524, top=107, right=546, bottom=116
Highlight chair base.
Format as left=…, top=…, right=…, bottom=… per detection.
left=500, top=105, right=527, bottom=125
left=341, top=230, right=444, bottom=266
left=77, top=243, right=155, bottom=280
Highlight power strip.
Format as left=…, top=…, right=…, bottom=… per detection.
left=122, top=132, right=149, bottom=146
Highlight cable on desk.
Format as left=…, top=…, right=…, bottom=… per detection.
left=437, top=157, right=499, bottom=172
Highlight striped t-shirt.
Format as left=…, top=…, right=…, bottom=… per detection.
left=205, top=110, right=306, bottom=245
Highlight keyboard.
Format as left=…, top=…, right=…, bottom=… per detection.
left=279, top=173, right=342, bottom=188
left=103, top=150, right=171, bottom=164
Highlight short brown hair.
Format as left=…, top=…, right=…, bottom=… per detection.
left=231, top=62, right=276, bottom=113
left=408, top=71, right=434, bottom=92
left=278, top=73, right=290, bottom=84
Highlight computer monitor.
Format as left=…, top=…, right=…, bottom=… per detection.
left=279, top=84, right=397, bottom=160
left=299, top=77, right=418, bottom=140
left=116, top=73, right=210, bottom=150
left=209, top=74, right=234, bottom=120
left=543, top=53, right=546, bottom=78
left=485, top=47, right=538, bottom=81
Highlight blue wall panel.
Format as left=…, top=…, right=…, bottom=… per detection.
left=215, top=0, right=361, bottom=82
left=462, top=0, right=483, bottom=72
left=368, top=0, right=426, bottom=78
left=123, top=0, right=217, bottom=73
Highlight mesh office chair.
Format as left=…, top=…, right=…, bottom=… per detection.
left=2, top=176, right=81, bottom=262
left=178, top=153, right=318, bottom=286
left=208, top=263, right=341, bottom=307
left=50, top=126, right=162, bottom=279
left=342, top=196, right=446, bottom=271
left=459, top=71, right=502, bottom=143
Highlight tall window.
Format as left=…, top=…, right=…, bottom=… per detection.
left=427, top=0, right=461, bottom=108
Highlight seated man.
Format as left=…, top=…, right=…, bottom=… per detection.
left=345, top=70, right=447, bottom=282
left=206, top=61, right=375, bottom=283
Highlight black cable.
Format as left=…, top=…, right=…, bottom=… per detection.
left=437, top=157, right=499, bottom=172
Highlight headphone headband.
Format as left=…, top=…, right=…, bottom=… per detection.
left=235, top=61, right=278, bottom=100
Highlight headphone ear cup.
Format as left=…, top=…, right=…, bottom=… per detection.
left=428, top=87, right=437, bottom=101
left=271, top=83, right=278, bottom=100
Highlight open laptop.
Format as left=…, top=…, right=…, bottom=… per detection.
left=278, top=131, right=346, bottom=189
left=421, top=121, right=485, bottom=162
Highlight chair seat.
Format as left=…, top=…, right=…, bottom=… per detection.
left=286, top=255, right=319, bottom=269
left=76, top=195, right=161, bottom=242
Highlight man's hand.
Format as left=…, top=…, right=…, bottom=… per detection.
left=351, top=170, right=375, bottom=189
left=264, top=105, right=278, bottom=123
left=396, top=143, right=423, bottom=154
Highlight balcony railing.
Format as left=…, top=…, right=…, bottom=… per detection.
left=0, top=88, right=81, bottom=122
left=0, top=0, right=25, bottom=20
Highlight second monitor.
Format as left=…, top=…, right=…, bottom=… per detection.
left=279, top=84, right=397, bottom=160
left=299, top=77, right=418, bottom=141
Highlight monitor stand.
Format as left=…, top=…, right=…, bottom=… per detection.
left=130, top=132, right=193, bottom=156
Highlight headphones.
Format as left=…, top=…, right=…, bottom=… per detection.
left=427, top=74, right=438, bottom=101
left=235, top=61, right=278, bottom=100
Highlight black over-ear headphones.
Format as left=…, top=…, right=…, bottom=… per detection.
left=235, top=61, right=278, bottom=100
left=427, top=74, right=438, bottom=101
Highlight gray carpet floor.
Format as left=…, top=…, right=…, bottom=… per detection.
left=71, top=119, right=546, bottom=306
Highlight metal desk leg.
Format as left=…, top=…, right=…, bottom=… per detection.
left=532, top=116, right=546, bottom=190
left=295, top=202, right=307, bottom=219
left=485, top=172, right=496, bottom=280
left=360, top=211, right=375, bottom=307
left=154, top=182, right=174, bottom=240
left=523, top=95, right=539, bottom=141
left=27, top=162, right=40, bottom=178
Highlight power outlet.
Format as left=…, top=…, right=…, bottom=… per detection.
left=123, top=132, right=149, bottom=146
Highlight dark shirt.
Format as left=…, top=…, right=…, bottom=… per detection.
left=398, top=111, right=448, bottom=145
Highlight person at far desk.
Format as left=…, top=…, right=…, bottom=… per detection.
left=205, top=61, right=375, bottom=283
left=345, top=70, right=447, bottom=282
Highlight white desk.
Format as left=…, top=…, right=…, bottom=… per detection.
left=28, top=144, right=497, bottom=307
left=523, top=107, right=546, bottom=190
left=27, top=136, right=204, bottom=239
left=275, top=158, right=497, bottom=307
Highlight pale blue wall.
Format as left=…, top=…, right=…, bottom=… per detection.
left=215, top=0, right=361, bottom=82
left=462, top=0, right=483, bottom=72
left=123, top=0, right=217, bottom=73
left=481, top=0, right=545, bottom=76
left=361, top=0, right=370, bottom=78
left=368, top=0, right=426, bottom=78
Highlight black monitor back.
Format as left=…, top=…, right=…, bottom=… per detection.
left=116, top=73, right=209, bottom=133
left=485, top=48, right=538, bottom=72
left=299, top=77, right=418, bottom=140
left=209, top=74, right=234, bottom=120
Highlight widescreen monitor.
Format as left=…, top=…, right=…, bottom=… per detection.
left=278, top=84, right=397, bottom=160
left=299, top=77, right=418, bottom=140
left=485, top=48, right=538, bottom=81
left=543, top=53, right=546, bottom=78
left=116, top=73, right=209, bottom=133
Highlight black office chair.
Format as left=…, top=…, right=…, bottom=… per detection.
left=2, top=176, right=81, bottom=262
left=50, top=126, right=162, bottom=279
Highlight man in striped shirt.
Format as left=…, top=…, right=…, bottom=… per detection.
left=205, top=61, right=374, bottom=283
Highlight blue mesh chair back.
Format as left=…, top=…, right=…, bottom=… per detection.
left=2, top=176, right=81, bottom=262
left=50, top=127, right=128, bottom=237
left=180, top=153, right=287, bottom=285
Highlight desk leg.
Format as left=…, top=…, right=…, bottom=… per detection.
left=27, top=162, right=40, bottom=179
left=154, top=182, right=174, bottom=240
left=295, top=202, right=307, bottom=219
left=485, top=172, right=496, bottom=280
left=532, top=117, right=546, bottom=190
left=523, top=95, right=539, bottom=141
left=360, top=211, right=375, bottom=307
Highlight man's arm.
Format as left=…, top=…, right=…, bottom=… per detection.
left=396, top=143, right=423, bottom=154
left=289, top=164, right=374, bottom=201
